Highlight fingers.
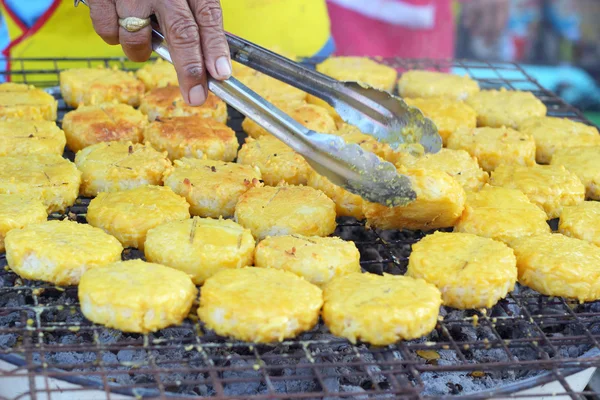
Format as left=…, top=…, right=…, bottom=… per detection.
left=189, top=0, right=231, bottom=80
left=115, top=1, right=153, bottom=62
left=88, top=0, right=119, bottom=45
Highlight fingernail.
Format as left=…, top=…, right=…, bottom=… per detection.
left=215, top=56, right=232, bottom=79
left=189, top=85, right=206, bottom=106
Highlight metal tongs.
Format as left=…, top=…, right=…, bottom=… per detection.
left=75, top=1, right=442, bottom=207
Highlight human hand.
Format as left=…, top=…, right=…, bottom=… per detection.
left=88, top=0, right=231, bottom=106
left=462, top=0, right=511, bottom=45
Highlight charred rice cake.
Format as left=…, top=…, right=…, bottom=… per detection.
left=551, top=146, right=600, bottom=200
left=490, top=164, right=585, bottom=219
left=465, top=89, right=547, bottom=129
left=138, top=86, right=227, bottom=123
left=510, top=233, right=600, bottom=302
left=144, top=116, right=238, bottom=162
left=74, top=141, right=172, bottom=197
left=5, top=220, right=122, bottom=286
left=164, top=158, right=261, bottom=218
left=61, top=103, right=148, bottom=152
left=559, top=202, right=600, bottom=248
left=307, top=168, right=365, bottom=219
left=0, top=120, right=66, bottom=156
left=234, top=185, right=336, bottom=240
left=135, top=59, right=178, bottom=91
left=446, top=126, right=536, bottom=172
left=0, top=194, right=47, bottom=252
left=0, top=83, right=57, bottom=121
left=145, top=217, right=255, bottom=284
left=60, top=67, right=145, bottom=108
left=306, top=95, right=342, bottom=125
left=454, top=185, right=550, bottom=244
left=322, top=272, right=442, bottom=345
left=79, top=259, right=196, bottom=333
left=86, top=185, right=190, bottom=250
left=198, top=267, right=323, bottom=343
left=398, top=70, right=480, bottom=101
left=316, top=57, right=397, bottom=92
left=408, top=231, right=517, bottom=309
left=519, top=116, right=600, bottom=164
left=254, top=235, right=361, bottom=287
left=0, top=154, right=81, bottom=213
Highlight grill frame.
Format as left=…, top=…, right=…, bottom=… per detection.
left=0, top=57, right=599, bottom=400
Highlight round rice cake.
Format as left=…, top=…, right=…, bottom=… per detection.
left=559, top=202, right=600, bottom=247
left=138, top=86, right=227, bottom=123
left=322, top=272, right=442, bottom=345
left=135, top=59, right=178, bottom=91
left=490, top=164, right=585, bottom=219
left=465, top=89, right=547, bottom=129
left=446, top=126, right=536, bottom=172
left=519, top=117, right=600, bottom=164
left=198, top=267, right=323, bottom=342
left=255, top=235, right=361, bottom=287
left=403, top=97, right=477, bottom=146
left=79, top=259, right=196, bottom=333
left=237, top=136, right=310, bottom=186
left=363, top=167, right=466, bottom=231
left=307, top=167, right=364, bottom=219
left=0, top=83, right=57, bottom=121
left=0, top=154, right=81, bottom=213
left=62, top=103, right=148, bottom=153
left=238, top=73, right=307, bottom=106
left=454, top=185, right=550, bottom=244
left=398, top=70, right=480, bottom=101
left=234, top=185, right=336, bottom=240
left=0, top=194, right=47, bottom=252
left=86, top=185, right=190, bottom=250
left=551, top=146, right=600, bottom=200
left=143, top=116, right=238, bottom=162
left=510, top=233, right=600, bottom=302
left=164, top=158, right=261, bottom=218
left=333, top=123, right=408, bottom=165
left=74, top=141, right=172, bottom=197
left=408, top=231, right=517, bottom=309
left=0, top=120, right=66, bottom=156
left=59, top=67, right=144, bottom=108
left=316, top=57, right=397, bottom=92
left=306, top=95, right=342, bottom=125
left=5, top=220, right=123, bottom=286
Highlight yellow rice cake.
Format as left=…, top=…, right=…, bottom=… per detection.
left=0, top=83, right=57, bottom=121
left=139, top=86, right=227, bottom=123
left=398, top=70, right=480, bottom=101
left=135, top=59, right=178, bottom=91
left=0, top=194, right=47, bottom=252
left=559, top=202, right=600, bottom=247
left=551, top=146, right=600, bottom=200
left=0, top=119, right=65, bottom=156
left=317, top=57, right=397, bottom=92
left=307, top=167, right=365, bottom=219
left=465, top=89, right=547, bottom=129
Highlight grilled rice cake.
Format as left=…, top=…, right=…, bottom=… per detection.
left=363, top=167, right=466, bottom=231
left=454, top=185, right=550, bottom=244
left=234, top=185, right=336, bottom=240
left=135, top=59, right=178, bottom=91
left=255, top=235, right=361, bottom=287
left=519, top=116, right=600, bottom=164
left=559, top=202, right=600, bottom=248
left=0, top=120, right=65, bottom=156
left=60, top=67, right=145, bottom=108
left=316, top=57, right=397, bottom=92
left=74, top=141, right=172, bottom=197
left=0, top=194, right=47, bottom=252
left=236, top=71, right=307, bottom=106
left=6, top=220, right=123, bottom=286
left=408, top=231, right=517, bottom=309
left=0, top=154, right=81, bottom=213
left=322, top=272, right=442, bottom=345
left=465, top=89, right=547, bottom=129
left=510, top=233, right=600, bottom=302
left=490, top=164, right=585, bottom=219
left=138, top=86, right=227, bottom=123
left=551, top=146, right=600, bottom=200
left=62, top=103, right=148, bottom=152
left=333, top=123, right=408, bottom=165
left=446, top=126, right=536, bottom=173
left=145, top=217, right=255, bottom=284
left=86, top=185, right=190, bottom=250
left=164, top=158, right=261, bottom=218
left=79, top=259, right=196, bottom=333
left=0, top=83, right=57, bottom=121
left=198, top=267, right=323, bottom=343
left=306, top=95, right=342, bottom=125
left=398, top=70, right=480, bottom=101
left=403, top=97, right=477, bottom=146
left=144, top=116, right=238, bottom=162
left=237, top=136, right=310, bottom=186
left=307, top=167, right=365, bottom=219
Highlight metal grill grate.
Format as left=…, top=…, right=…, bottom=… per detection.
left=0, top=57, right=599, bottom=400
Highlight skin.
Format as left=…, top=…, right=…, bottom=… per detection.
left=88, top=0, right=231, bottom=107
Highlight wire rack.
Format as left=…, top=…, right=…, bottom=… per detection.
left=0, top=57, right=599, bottom=400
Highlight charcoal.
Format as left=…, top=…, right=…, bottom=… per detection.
left=222, top=359, right=262, bottom=396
